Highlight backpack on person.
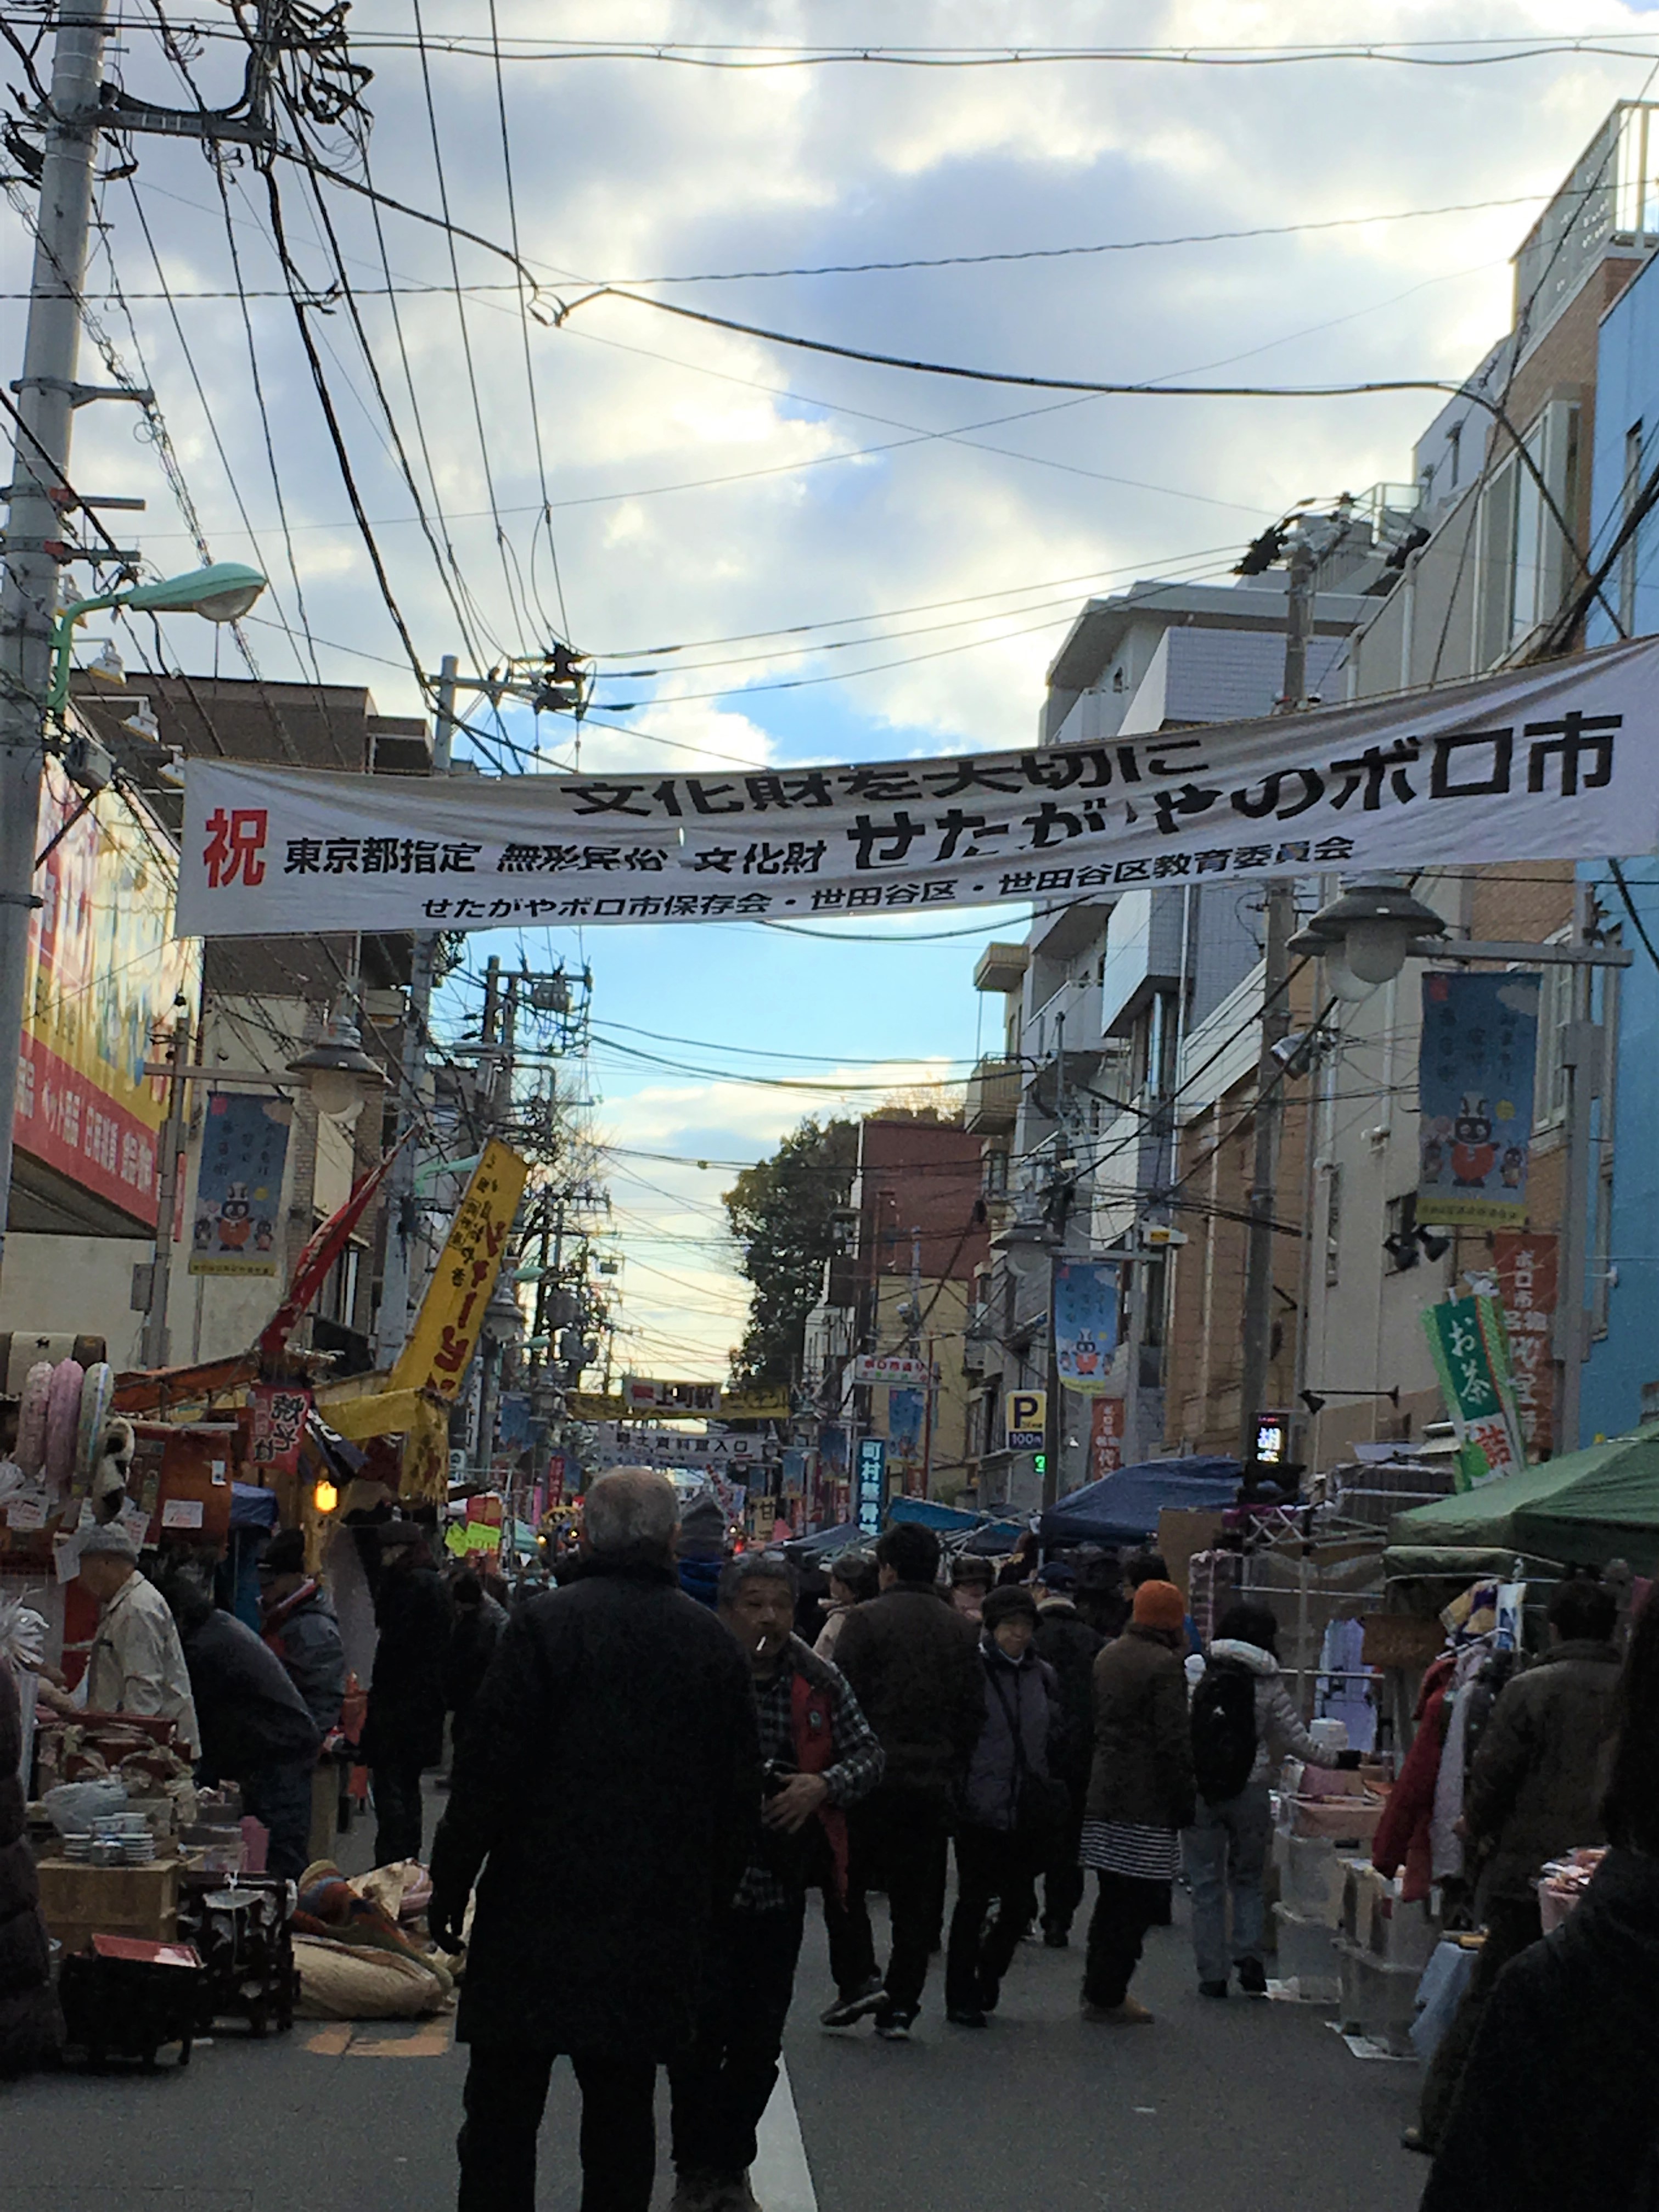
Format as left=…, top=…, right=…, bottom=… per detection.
left=1190, top=1658, right=1259, bottom=1805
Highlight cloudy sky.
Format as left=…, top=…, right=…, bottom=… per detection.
left=12, top=0, right=1659, bottom=1374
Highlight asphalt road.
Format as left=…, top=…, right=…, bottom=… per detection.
left=1, top=1858, right=1428, bottom=2212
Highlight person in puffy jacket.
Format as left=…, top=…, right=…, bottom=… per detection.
left=258, top=1527, right=346, bottom=1735
left=1181, top=1603, right=1348, bottom=1999
left=944, top=1585, right=1062, bottom=2028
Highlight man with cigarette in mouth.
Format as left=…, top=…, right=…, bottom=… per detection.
left=667, top=1551, right=884, bottom=2212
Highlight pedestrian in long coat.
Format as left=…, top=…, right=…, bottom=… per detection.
left=428, top=1468, right=758, bottom=2212
left=361, top=1520, right=449, bottom=1867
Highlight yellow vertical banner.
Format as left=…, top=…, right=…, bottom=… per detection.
left=391, top=1140, right=528, bottom=1402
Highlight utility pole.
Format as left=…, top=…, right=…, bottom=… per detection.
left=140, top=1004, right=190, bottom=1369
left=1237, top=533, right=1315, bottom=1466
left=0, top=0, right=111, bottom=1282
left=374, top=654, right=457, bottom=1367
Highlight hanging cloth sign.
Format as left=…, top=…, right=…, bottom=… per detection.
left=175, top=637, right=1659, bottom=935
left=1054, top=1260, right=1120, bottom=1396
left=1417, top=972, right=1539, bottom=1229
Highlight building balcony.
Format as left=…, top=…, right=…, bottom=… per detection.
left=965, top=1055, right=1022, bottom=1135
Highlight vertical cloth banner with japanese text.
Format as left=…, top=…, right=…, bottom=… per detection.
left=1492, top=1230, right=1558, bottom=1461
left=389, top=1140, right=528, bottom=1499
left=177, top=637, right=1659, bottom=936
left=1418, top=972, right=1539, bottom=1228
left=189, top=1093, right=291, bottom=1275
left=249, top=1383, right=312, bottom=1477
left=1054, top=1261, right=1120, bottom=1395
left=1424, top=1294, right=1527, bottom=1491
left=1089, top=1396, right=1126, bottom=1480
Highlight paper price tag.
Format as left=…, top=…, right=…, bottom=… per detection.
left=5, top=1494, right=47, bottom=1531
left=160, top=1497, right=204, bottom=1530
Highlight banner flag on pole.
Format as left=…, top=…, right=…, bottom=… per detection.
left=1418, top=972, right=1539, bottom=1228
left=177, top=638, right=1659, bottom=936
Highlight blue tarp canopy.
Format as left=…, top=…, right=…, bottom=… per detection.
left=229, top=1481, right=280, bottom=1531
left=783, top=1522, right=863, bottom=1564
left=1038, top=1456, right=1241, bottom=1546
left=888, top=1496, right=1023, bottom=1551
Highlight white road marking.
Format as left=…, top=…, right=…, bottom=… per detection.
left=752, top=2057, right=817, bottom=2212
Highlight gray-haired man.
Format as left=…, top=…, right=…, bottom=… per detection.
left=430, top=1469, right=760, bottom=2212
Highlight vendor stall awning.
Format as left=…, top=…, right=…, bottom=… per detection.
left=1390, top=1426, right=1659, bottom=1574
left=1038, top=1456, right=1242, bottom=1546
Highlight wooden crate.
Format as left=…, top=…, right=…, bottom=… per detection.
left=37, top=1856, right=180, bottom=1958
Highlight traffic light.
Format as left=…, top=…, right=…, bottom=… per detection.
left=1032, top=1452, right=1048, bottom=1480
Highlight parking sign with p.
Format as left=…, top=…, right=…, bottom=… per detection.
left=1006, top=1389, right=1047, bottom=1451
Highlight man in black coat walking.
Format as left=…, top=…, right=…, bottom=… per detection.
left=1033, top=1561, right=1100, bottom=1946
left=825, top=1519, right=983, bottom=2039
left=429, top=1468, right=759, bottom=2212
left=361, top=1519, right=450, bottom=1868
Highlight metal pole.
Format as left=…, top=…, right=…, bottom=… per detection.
left=1238, top=892, right=1294, bottom=1464
left=1556, top=885, right=1601, bottom=1455
left=1238, top=531, right=1318, bottom=1466
left=140, top=1007, right=190, bottom=1369
left=374, top=655, right=456, bottom=1366
left=0, top=0, right=110, bottom=1283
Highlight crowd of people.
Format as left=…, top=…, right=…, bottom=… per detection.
left=15, top=1466, right=1659, bottom=2212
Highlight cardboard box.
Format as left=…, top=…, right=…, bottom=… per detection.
left=37, top=1855, right=180, bottom=1958
left=1291, top=1793, right=1385, bottom=1846
left=1270, top=1902, right=1340, bottom=2001
left=1335, top=1938, right=1422, bottom=2052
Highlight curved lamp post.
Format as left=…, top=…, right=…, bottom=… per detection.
left=48, top=562, right=267, bottom=713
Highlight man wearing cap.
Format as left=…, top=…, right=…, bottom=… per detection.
left=73, top=1526, right=200, bottom=1755
left=1078, top=1579, right=1195, bottom=2025
left=259, top=1527, right=346, bottom=1738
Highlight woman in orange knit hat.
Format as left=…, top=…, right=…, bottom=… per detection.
left=1076, top=1580, right=1195, bottom=2025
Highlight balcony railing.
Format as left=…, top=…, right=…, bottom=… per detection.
left=965, top=1055, right=1021, bottom=1135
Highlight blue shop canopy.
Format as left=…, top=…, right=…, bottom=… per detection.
left=1038, top=1456, right=1242, bottom=1547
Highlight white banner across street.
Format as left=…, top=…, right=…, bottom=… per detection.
left=175, top=639, right=1659, bottom=935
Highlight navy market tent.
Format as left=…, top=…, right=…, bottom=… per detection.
left=888, top=1495, right=1024, bottom=1552
left=1038, top=1456, right=1241, bottom=1547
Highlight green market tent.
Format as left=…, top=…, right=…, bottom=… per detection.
left=1389, top=1427, right=1659, bottom=1574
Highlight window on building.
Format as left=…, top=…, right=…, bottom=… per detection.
left=1534, top=940, right=1573, bottom=1131
left=1385, top=1191, right=1420, bottom=1273
left=1620, top=420, right=1646, bottom=638
left=1324, top=1165, right=1342, bottom=1287
left=1477, top=402, right=1581, bottom=666
left=983, top=1147, right=1008, bottom=1198
left=1447, top=421, right=1462, bottom=489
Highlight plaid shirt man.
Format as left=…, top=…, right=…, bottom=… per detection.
left=735, top=1636, right=884, bottom=1915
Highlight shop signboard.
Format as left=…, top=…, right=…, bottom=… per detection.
left=15, top=756, right=199, bottom=1225
left=623, top=1376, right=722, bottom=1414
left=1491, top=1230, right=1557, bottom=1461
left=189, top=1092, right=291, bottom=1275
left=545, top=1452, right=566, bottom=1507
left=852, top=1352, right=931, bottom=1387
left=248, top=1382, right=312, bottom=1476
left=1054, top=1260, right=1120, bottom=1395
left=181, top=638, right=1659, bottom=936
left=856, top=1438, right=887, bottom=1537
left=1089, top=1396, right=1126, bottom=1480
left=390, top=1141, right=529, bottom=1403
left=1424, top=1294, right=1527, bottom=1491
left=567, top=1384, right=791, bottom=1422
left=1418, top=972, right=1540, bottom=1229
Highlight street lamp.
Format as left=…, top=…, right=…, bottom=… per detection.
left=1287, top=876, right=1449, bottom=998
left=286, top=996, right=386, bottom=1120
left=47, top=563, right=267, bottom=713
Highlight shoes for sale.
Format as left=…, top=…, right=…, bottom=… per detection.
left=819, top=1977, right=885, bottom=2029
left=946, top=2004, right=988, bottom=2029
left=873, top=2005, right=917, bottom=2041
left=1041, top=1923, right=1070, bottom=1949
left=1236, top=1958, right=1268, bottom=1998
left=1198, top=1979, right=1229, bottom=2000
left=1083, top=1996, right=1155, bottom=2025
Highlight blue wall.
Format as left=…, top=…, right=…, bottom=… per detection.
left=1579, top=254, right=1659, bottom=1440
